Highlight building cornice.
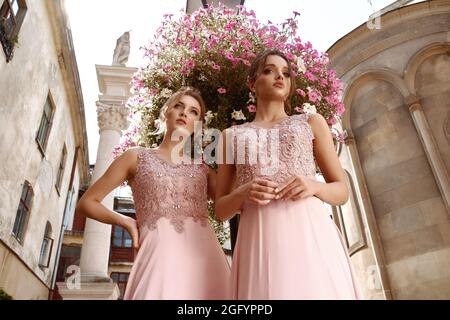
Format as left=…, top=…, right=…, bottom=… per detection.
left=45, top=0, right=90, bottom=186
left=327, top=0, right=450, bottom=77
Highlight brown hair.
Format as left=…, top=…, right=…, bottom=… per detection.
left=247, top=49, right=296, bottom=113
left=153, top=86, right=206, bottom=135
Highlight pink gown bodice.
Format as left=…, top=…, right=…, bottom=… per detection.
left=129, top=148, right=209, bottom=233
left=230, top=114, right=316, bottom=186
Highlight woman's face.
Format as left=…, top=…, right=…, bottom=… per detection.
left=165, top=94, right=202, bottom=135
left=252, top=54, right=291, bottom=102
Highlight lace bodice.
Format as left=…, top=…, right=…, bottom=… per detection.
left=129, top=148, right=209, bottom=233
left=230, top=114, right=316, bottom=187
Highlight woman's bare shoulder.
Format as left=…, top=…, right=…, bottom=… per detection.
left=121, top=146, right=144, bottom=158
left=118, top=147, right=144, bottom=180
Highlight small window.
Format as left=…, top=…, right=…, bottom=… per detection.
left=112, top=225, right=132, bottom=248
left=12, top=180, right=33, bottom=244
left=36, top=95, right=55, bottom=155
left=39, top=222, right=54, bottom=268
left=55, top=145, right=67, bottom=194
left=0, top=0, right=27, bottom=62
left=110, top=272, right=129, bottom=299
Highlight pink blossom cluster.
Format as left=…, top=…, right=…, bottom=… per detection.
left=119, top=3, right=346, bottom=151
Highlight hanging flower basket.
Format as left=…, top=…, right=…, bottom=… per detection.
left=115, top=4, right=347, bottom=157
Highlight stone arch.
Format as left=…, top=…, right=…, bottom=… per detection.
left=409, top=42, right=450, bottom=185
left=342, top=69, right=409, bottom=131
left=404, top=42, right=450, bottom=95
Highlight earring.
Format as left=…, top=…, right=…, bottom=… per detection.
left=248, top=91, right=256, bottom=104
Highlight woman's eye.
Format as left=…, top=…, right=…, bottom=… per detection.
left=263, top=69, right=273, bottom=74
left=283, top=72, right=291, bottom=77
left=191, top=110, right=198, bottom=116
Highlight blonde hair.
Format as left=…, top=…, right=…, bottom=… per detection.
left=152, top=86, right=206, bottom=136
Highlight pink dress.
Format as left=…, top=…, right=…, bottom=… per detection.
left=229, top=114, right=361, bottom=300
left=124, top=148, right=231, bottom=300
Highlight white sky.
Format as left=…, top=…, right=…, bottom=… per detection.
left=65, top=0, right=403, bottom=164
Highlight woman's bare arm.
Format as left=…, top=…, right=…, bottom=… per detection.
left=75, top=147, right=140, bottom=248
left=308, top=113, right=349, bottom=206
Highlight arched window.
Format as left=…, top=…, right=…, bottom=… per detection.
left=39, top=221, right=54, bottom=268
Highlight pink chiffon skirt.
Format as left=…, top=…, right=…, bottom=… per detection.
left=231, top=196, right=361, bottom=300
left=124, top=218, right=231, bottom=300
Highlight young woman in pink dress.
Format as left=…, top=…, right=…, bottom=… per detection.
left=215, top=49, right=361, bottom=300
left=76, top=87, right=231, bottom=300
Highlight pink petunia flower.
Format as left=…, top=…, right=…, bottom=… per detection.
left=327, top=116, right=337, bottom=126
left=296, top=89, right=306, bottom=97
left=224, top=52, right=234, bottom=60
left=308, top=90, right=321, bottom=103
left=304, top=72, right=317, bottom=82
left=285, top=52, right=296, bottom=61
left=186, top=59, right=195, bottom=69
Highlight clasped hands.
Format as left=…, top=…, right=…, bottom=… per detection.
left=244, top=175, right=318, bottom=205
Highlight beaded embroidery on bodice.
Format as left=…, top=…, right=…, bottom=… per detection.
left=129, top=148, right=209, bottom=233
left=230, top=114, right=316, bottom=187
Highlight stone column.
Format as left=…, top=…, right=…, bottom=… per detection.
left=78, top=102, right=129, bottom=282
left=57, top=65, right=137, bottom=300
left=409, top=102, right=450, bottom=214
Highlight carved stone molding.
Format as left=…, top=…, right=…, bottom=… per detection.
left=96, top=101, right=129, bottom=133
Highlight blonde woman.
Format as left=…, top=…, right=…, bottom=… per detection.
left=76, top=87, right=230, bottom=300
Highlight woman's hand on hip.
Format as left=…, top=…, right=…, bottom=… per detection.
left=120, top=215, right=140, bottom=250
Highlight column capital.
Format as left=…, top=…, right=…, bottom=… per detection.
left=408, top=102, right=422, bottom=113
left=96, top=101, right=129, bottom=133
left=344, top=129, right=356, bottom=145
left=405, top=94, right=421, bottom=109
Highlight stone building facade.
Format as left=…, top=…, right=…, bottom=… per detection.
left=0, top=0, right=89, bottom=299
left=328, top=0, right=450, bottom=299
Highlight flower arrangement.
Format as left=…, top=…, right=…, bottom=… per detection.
left=114, top=4, right=348, bottom=245
left=114, top=4, right=347, bottom=157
